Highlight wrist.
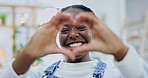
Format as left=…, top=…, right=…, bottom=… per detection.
left=13, top=49, right=36, bottom=75
left=21, top=46, right=38, bottom=60
left=113, top=45, right=128, bottom=61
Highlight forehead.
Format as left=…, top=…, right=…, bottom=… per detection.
left=61, top=8, right=85, bottom=28
left=62, top=8, right=84, bottom=17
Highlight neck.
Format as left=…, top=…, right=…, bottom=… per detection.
left=65, top=53, right=91, bottom=63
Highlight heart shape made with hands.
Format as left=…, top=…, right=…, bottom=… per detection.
left=56, top=12, right=127, bottom=60
left=54, top=12, right=100, bottom=60
left=57, top=13, right=95, bottom=56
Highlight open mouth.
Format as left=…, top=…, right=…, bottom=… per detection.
left=64, top=41, right=86, bottom=48
left=69, top=42, right=83, bottom=48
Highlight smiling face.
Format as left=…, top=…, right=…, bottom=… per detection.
left=59, top=8, right=92, bottom=61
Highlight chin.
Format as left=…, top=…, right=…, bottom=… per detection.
left=75, top=53, right=87, bottom=60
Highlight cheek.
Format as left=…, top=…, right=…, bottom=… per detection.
left=88, top=30, right=93, bottom=41
left=79, top=30, right=92, bottom=42
left=59, top=34, right=68, bottom=46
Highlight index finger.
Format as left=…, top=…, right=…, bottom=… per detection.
left=46, top=13, right=74, bottom=29
left=75, top=12, right=98, bottom=26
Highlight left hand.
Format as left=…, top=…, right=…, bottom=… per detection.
left=73, top=12, right=128, bottom=61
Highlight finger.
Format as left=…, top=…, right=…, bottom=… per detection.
left=45, top=46, right=75, bottom=60
left=75, top=12, right=98, bottom=27
left=49, top=13, right=74, bottom=29
left=76, top=12, right=108, bottom=35
left=72, top=43, right=93, bottom=56
left=56, top=47, right=75, bottom=60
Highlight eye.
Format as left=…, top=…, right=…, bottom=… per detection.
left=76, top=25, right=87, bottom=31
left=61, top=28, right=70, bottom=34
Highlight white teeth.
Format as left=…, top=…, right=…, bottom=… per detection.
left=69, top=42, right=82, bottom=48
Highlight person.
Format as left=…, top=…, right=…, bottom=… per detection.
left=1, top=4, right=148, bottom=78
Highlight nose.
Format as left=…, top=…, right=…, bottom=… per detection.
left=69, top=29, right=79, bottom=40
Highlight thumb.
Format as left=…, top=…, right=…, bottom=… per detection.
left=73, top=43, right=92, bottom=56
left=56, top=47, right=75, bottom=60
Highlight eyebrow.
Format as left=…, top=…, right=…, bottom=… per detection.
left=64, top=24, right=72, bottom=27
left=64, top=24, right=70, bottom=26
left=64, top=24, right=88, bottom=28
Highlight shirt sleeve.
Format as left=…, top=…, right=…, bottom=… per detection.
left=0, top=61, right=29, bottom=78
left=115, top=45, right=148, bottom=78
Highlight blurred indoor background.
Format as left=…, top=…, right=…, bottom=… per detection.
left=0, top=0, right=148, bottom=73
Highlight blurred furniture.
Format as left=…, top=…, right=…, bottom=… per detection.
left=0, top=4, right=49, bottom=70
left=122, top=12, right=148, bottom=59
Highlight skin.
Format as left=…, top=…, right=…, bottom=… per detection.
left=13, top=13, right=75, bottom=74
left=12, top=8, right=128, bottom=75
left=60, top=8, right=92, bottom=63
left=73, top=12, right=128, bottom=61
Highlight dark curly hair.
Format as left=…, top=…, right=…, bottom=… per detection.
left=61, top=5, right=94, bottom=13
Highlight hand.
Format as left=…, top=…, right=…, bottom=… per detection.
left=13, top=13, right=76, bottom=75
left=73, top=12, right=128, bottom=61
left=20, top=13, right=75, bottom=60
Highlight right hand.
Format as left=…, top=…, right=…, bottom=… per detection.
left=20, top=13, right=75, bottom=60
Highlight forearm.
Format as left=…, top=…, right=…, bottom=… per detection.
left=13, top=49, right=36, bottom=75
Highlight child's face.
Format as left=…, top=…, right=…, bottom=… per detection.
left=59, top=8, right=92, bottom=59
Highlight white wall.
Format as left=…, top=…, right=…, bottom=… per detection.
left=81, top=0, right=126, bottom=36
left=127, top=0, right=148, bottom=21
